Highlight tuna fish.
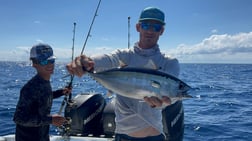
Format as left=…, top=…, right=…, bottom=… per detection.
left=89, top=67, right=192, bottom=103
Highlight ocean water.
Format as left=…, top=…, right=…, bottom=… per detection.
left=0, top=61, right=251, bottom=141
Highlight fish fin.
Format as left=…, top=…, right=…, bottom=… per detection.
left=144, top=59, right=158, bottom=70
left=118, top=60, right=128, bottom=68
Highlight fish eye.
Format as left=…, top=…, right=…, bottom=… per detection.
left=151, top=80, right=161, bottom=88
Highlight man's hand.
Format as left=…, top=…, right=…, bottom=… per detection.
left=66, top=55, right=94, bottom=77
left=144, top=96, right=171, bottom=108
left=52, top=114, right=67, bottom=127
left=62, top=87, right=72, bottom=95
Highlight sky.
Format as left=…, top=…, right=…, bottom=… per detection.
left=0, top=0, right=252, bottom=64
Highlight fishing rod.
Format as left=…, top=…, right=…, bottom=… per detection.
left=128, top=16, right=130, bottom=49
left=80, top=0, right=102, bottom=55
left=58, top=22, right=76, bottom=115
left=58, top=0, right=102, bottom=135
left=61, top=0, right=102, bottom=79
left=68, top=22, right=76, bottom=101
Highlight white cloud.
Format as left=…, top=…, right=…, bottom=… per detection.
left=36, top=39, right=44, bottom=43
left=0, top=46, right=30, bottom=61
left=211, top=29, right=218, bottom=34
left=2, top=32, right=252, bottom=64
left=167, top=32, right=252, bottom=63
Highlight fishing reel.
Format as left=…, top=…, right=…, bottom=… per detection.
left=57, top=99, right=75, bottom=137
left=58, top=117, right=72, bottom=137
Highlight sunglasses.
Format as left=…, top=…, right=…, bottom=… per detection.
left=39, top=59, right=55, bottom=66
left=140, top=22, right=163, bottom=32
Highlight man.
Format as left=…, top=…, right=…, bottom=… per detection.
left=67, top=7, right=179, bottom=141
left=13, top=43, right=71, bottom=141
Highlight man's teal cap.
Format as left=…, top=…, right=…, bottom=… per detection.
left=139, top=7, right=165, bottom=25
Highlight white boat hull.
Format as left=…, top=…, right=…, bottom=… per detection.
left=0, top=134, right=113, bottom=141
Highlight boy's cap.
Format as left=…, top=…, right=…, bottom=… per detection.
left=139, top=7, right=165, bottom=25
left=30, top=43, right=56, bottom=61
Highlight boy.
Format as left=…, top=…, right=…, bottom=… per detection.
left=13, top=43, right=71, bottom=141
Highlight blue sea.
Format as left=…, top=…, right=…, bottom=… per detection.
left=0, top=61, right=251, bottom=141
